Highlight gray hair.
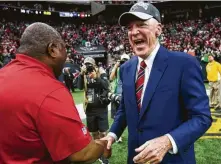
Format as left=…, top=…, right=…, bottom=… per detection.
left=17, top=22, right=64, bottom=57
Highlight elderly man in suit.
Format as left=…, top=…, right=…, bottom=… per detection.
left=102, top=2, right=212, bottom=164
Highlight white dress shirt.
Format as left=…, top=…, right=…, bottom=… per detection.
left=108, top=42, right=178, bottom=154
left=136, top=42, right=159, bottom=106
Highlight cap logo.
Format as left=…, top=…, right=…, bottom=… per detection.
left=131, top=2, right=149, bottom=11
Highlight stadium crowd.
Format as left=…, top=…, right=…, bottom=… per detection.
left=0, top=16, right=221, bottom=68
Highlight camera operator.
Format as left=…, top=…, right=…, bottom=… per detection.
left=62, top=56, right=80, bottom=92
left=109, top=53, right=130, bottom=143
left=78, top=57, right=110, bottom=164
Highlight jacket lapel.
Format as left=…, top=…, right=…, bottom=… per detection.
left=139, top=46, right=168, bottom=121
left=125, top=57, right=139, bottom=111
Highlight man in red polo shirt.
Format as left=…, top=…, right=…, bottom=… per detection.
left=0, top=22, right=111, bottom=164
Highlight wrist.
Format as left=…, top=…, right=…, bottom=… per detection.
left=164, top=135, right=173, bottom=151
left=107, top=132, right=117, bottom=142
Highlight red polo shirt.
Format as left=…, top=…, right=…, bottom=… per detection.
left=0, top=54, right=91, bottom=164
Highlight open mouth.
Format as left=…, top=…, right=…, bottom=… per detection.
left=133, top=39, right=145, bottom=46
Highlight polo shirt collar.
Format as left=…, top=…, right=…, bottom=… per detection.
left=16, top=54, right=55, bottom=78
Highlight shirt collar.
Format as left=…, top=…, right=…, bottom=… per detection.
left=138, top=42, right=160, bottom=67
left=16, top=54, right=55, bottom=78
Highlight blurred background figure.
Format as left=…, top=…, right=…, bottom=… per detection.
left=78, top=57, right=110, bottom=164
left=61, top=55, right=80, bottom=92
left=206, top=54, right=221, bottom=111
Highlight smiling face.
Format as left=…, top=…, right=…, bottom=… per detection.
left=127, top=18, right=162, bottom=59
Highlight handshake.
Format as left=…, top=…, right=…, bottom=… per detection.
left=95, top=138, right=112, bottom=159
left=99, top=135, right=115, bottom=158
left=69, top=136, right=114, bottom=164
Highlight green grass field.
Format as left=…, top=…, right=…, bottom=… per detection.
left=72, top=89, right=221, bottom=164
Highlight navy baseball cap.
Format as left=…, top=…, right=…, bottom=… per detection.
left=119, top=2, right=161, bottom=26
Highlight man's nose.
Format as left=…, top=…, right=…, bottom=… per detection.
left=131, top=26, right=139, bottom=35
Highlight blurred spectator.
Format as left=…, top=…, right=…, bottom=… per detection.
left=0, top=17, right=221, bottom=70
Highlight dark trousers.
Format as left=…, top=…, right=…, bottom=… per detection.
left=86, top=107, right=109, bottom=132
left=64, top=75, right=74, bottom=92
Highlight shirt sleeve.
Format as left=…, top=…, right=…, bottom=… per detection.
left=166, top=134, right=178, bottom=154
left=36, top=87, right=92, bottom=162
left=107, top=132, right=118, bottom=141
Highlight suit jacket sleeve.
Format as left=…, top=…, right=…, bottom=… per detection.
left=169, top=56, right=212, bottom=152
left=109, top=66, right=127, bottom=138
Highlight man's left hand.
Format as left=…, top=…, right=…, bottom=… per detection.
left=133, top=135, right=172, bottom=164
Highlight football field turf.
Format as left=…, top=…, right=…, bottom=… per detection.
left=72, top=89, right=221, bottom=164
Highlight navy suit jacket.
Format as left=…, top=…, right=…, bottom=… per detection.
left=110, top=46, right=212, bottom=164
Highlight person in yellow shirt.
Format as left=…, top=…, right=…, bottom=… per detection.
left=206, top=54, right=221, bottom=110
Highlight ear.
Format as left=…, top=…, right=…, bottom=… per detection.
left=156, top=23, right=162, bottom=37
left=47, top=43, right=57, bottom=58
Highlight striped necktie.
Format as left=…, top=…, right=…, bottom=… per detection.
left=136, top=60, right=146, bottom=111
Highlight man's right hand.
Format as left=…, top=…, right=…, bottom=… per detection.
left=100, top=135, right=115, bottom=150
left=95, top=139, right=112, bottom=158
left=68, top=138, right=112, bottom=163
